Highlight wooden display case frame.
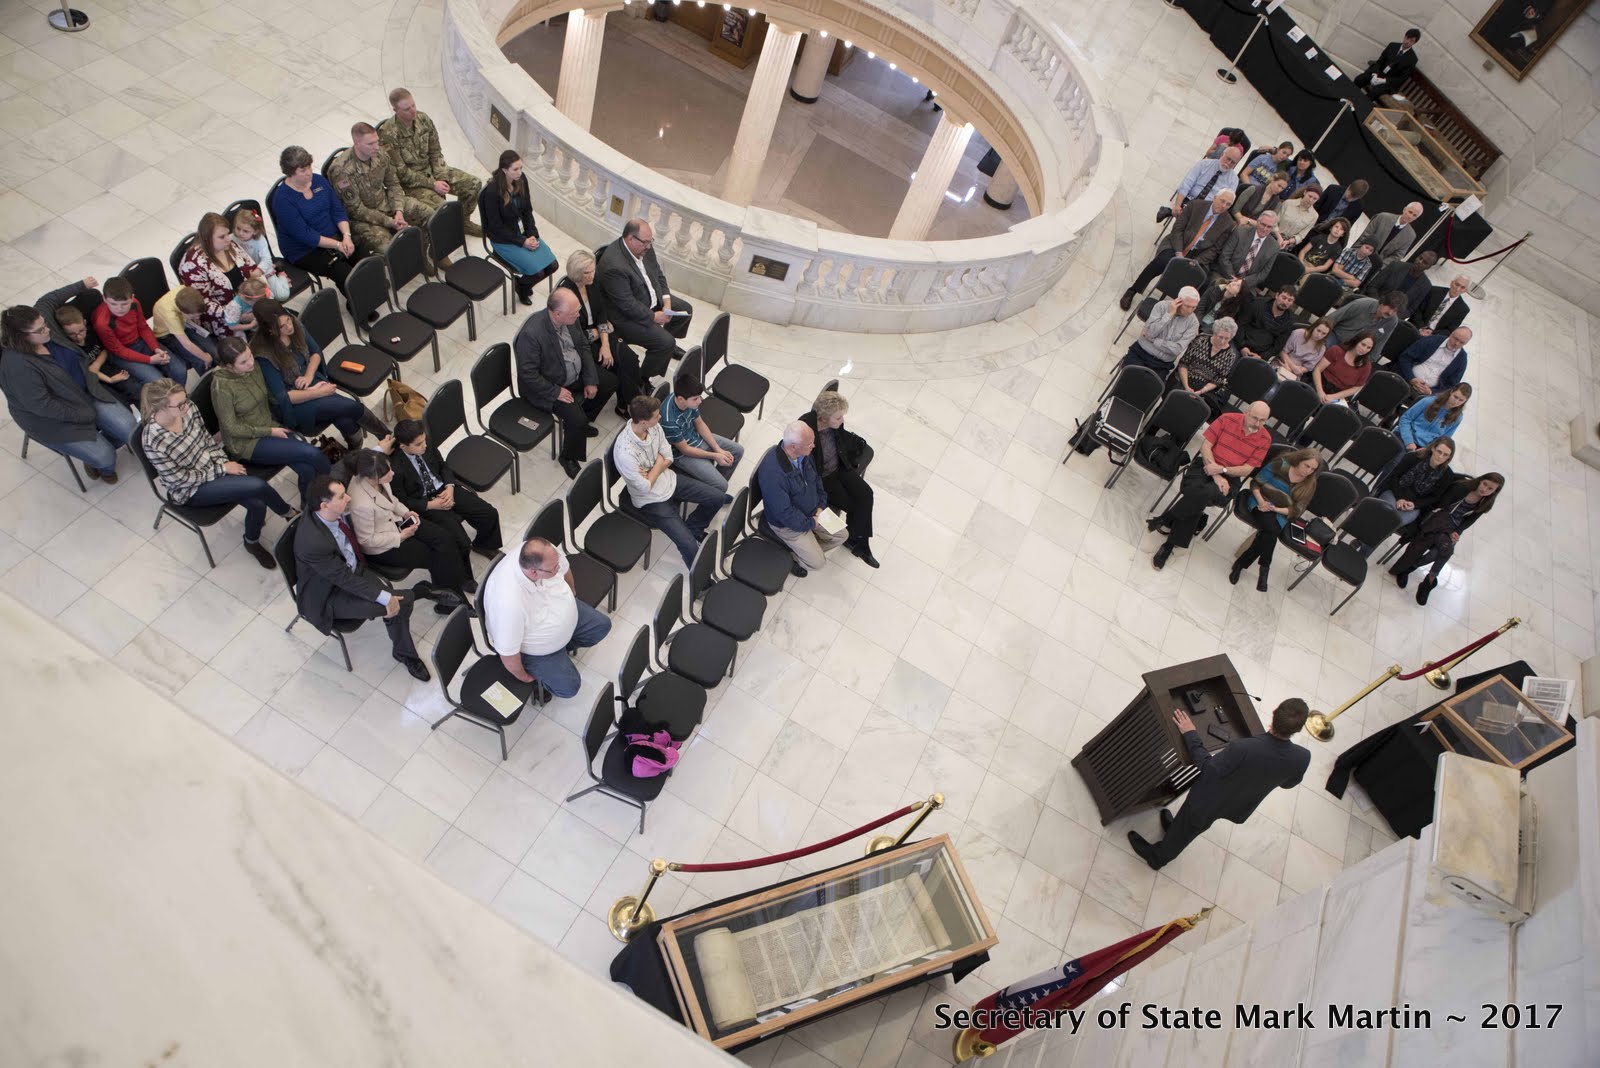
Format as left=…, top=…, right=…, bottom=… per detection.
left=1420, top=674, right=1572, bottom=769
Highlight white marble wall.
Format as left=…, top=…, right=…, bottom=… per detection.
left=0, top=593, right=734, bottom=1068
left=1318, top=0, right=1600, bottom=309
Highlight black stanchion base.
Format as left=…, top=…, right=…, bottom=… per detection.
left=982, top=193, right=1013, bottom=210
left=48, top=7, right=90, bottom=31
left=1216, top=68, right=1239, bottom=84
left=788, top=88, right=818, bottom=104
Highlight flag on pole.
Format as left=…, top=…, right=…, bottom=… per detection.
left=952, top=910, right=1209, bottom=1060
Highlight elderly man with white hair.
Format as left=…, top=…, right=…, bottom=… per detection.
left=1119, top=286, right=1202, bottom=375
left=1357, top=201, right=1425, bottom=263
left=754, top=421, right=846, bottom=576
left=1412, top=273, right=1472, bottom=336
left=1122, top=190, right=1238, bottom=311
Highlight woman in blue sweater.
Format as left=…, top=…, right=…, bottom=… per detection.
left=1396, top=383, right=1470, bottom=452
left=269, top=145, right=358, bottom=293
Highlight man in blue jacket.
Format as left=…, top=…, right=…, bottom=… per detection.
left=1392, top=327, right=1470, bottom=399
left=755, top=422, right=845, bottom=576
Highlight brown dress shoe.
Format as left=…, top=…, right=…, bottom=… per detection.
left=243, top=539, right=277, bottom=569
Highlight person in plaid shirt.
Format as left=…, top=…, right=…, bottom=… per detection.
left=139, top=379, right=296, bottom=569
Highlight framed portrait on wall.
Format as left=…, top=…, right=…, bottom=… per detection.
left=1471, top=0, right=1594, bottom=80
left=719, top=8, right=749, bottom=47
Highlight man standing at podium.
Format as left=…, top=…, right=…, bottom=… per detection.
left=1127, top=699, right=1312, bottom=870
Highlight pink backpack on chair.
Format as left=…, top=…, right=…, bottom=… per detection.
left=624, top=731, right=681, bottom=778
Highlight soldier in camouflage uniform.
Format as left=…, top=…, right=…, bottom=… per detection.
left=382, top=88, right=485, bottom=238
left=327, top=122, right=436, bottom=266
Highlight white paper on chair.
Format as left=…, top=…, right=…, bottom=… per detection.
left=481, top=681, right=525, bottom=719
left=815, top=509, right=849, bottom=537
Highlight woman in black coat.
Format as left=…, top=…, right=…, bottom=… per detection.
left=801, top=390, right=877, bottom=568
left=1375, top=436, right=1455, bottom=530
left=481, top=149, right=558, bottom=304
left=1388, top=472, right=1504, bottom=605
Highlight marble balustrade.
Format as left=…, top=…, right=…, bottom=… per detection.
left=443, top=0, right=1122, bottom=332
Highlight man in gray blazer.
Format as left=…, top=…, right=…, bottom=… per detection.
left=597, top=218, right=694, bottom=380
left=1129, top=699, right=1313, bottom=869
left=512, top=289, right=617, bottom=478
left=1357, top=202, right=1424, bottom=263
left=1120, top=189, right=1238, bottom=310
left=1213, top=212, right=1281, bottom=291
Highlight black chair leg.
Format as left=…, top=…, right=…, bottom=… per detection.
left=64, top=457, right=87, bottom=493
left=336, top=632, right=353, bottom=672
left=566, top=783, right=602, bottom=804
left=430, top=336, right=441, bottom=372
left=465, top=303, right=477, bottom=342
left=1331, top=585, right=1360, bottom=616
left=21, top=435, right=30, bottom=459
left=430, top=708, right=455, bottom=731
left=196, top=527, right=217, bottom=569
left=497, top=725, right=508, bottom=761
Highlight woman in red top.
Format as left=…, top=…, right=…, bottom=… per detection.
left=1312, top=331, right=1375, bottom=404
left=177, top=212, right=262, bottom=338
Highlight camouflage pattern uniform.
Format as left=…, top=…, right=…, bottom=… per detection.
left=379, top=112, right=484, bottom=230
left=327, top=146, right=435, bottom=257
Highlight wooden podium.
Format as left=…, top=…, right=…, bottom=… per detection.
left=1072, top=655, right=1264, bottom=825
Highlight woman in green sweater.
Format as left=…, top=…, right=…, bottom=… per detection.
left=210, top=336, right=330, bottom=499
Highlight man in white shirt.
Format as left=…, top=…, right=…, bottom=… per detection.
left=484, top=538, right=611, bottom=699
left=612, top=395, right=725, bottom=566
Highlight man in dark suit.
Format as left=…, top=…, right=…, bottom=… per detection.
left=1361, top=249, right=1437, bottom=312
left=1119, top=189, right=1238, bottom=311
left=1355, top=28, right=1421, bottom=99
left=1410, top=273, right=1471, bottom=335
left=1357, top=202, right=1425, bottom=264
left=513, top=289, right=617, bottom=478
left=390, top=418, right=502, bottom=559
left=292, top=476, right=461, bottom=681
left=1128, top=698, right=1312, bottom=870
left=597, top=218, right=693, bottom=380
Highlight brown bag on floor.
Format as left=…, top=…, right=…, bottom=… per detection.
left=386, top=379, right=428, bottom=422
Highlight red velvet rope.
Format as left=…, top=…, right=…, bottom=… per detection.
left=1443, top=214, right=1527, bottom=265
left=1396, top=629, right=1502, bottom=681
left=674, top=802, right=924, bottom=873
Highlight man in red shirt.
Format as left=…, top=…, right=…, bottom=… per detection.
left=1148, top=400, right=1272, bottom=568
left=91, top=277, right=182, bottom=385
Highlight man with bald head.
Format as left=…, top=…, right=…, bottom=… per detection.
left=1148, top=400, right=1273, bottom=569
left=598, top=217, right=694, bottom=380
left=755, top=421, right=847, bottom=576
left=1358, top=201, right=1424, bottom=263
left=1122, top=190, right=1238, bottom=311
left=1411, top=273, right=1472, bottom=336
left=483, top=537, right=611, bottom=700
left=513, top=288, right=617, bottom=478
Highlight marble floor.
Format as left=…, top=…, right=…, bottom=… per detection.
left=0, top=0, right=1595, bottom=1065
left=501, top=12, right=1030, bottom=238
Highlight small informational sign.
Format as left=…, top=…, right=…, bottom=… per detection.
left=1287, top=26, right=1305, bottom=42
left=1325, top=64, right=1342, bottom=79
left=489, top=105, right=510, bottom=140
left=1455, top=194, right=1484, bottom=219
left=1305, top=47, right=1318, bottom=59
left=749, top=255, right=790, bottom=281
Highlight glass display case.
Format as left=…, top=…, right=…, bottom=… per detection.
left=1365, top=108, right=1486, bottom=201
left=656, top=835, right=995, bottom=1049
left=1421, top=675, right=1573, bottom=770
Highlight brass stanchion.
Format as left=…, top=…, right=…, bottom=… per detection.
left=1422, top=617, right=1521, bottom=690
left=1304, top=665, right=1402, bottom=742
left=865, top=793, right=943, bottom=854
left=608, top=857, right=672, bottom=942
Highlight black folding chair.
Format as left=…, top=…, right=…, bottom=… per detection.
left=423, top=379, right=515, bottom=494
left=565, top=682, right=664, bottom=835
left=229, top=195, right=318, bottom=299
left=1114, top=256, right=1205, bottom=344
left=688, top=533, right=766, bottom=642
left=1296, top=402, right=1362, bottom=460
left=1351, top=370, right=1409, bottom=428
left=320, top=148, right=343, bottom=177
left=1265, top=380, right=1319, bottom=443
left=1064, top=364, right=1164, bottom=467
left=1293, top=273, right=1343, bottom=322
left=471, top=343, right=558, bottom=489
left=1382, top=320, right=1420, bottom=363
left=567, top=459, right=651, bottom=575
left=523, top=499, right=617, bottom=610
left=700, top=313, right=768, bottom=418
left=1257, top=251, right=1304, bottom=294
left=680, top=345, right=743, bottom=441
left=119, top=257, right=169, bottom=319
left=429, top=606, right=540, bottom=760
left=345, top=254, right=440, bottom=372
left=168, top=233, right=196, bottom=280
left=616, top=625, right=705, bottom=742
left=651, top=573, right=737, bottom=685
left=429, top=199, right=508, bottom=317
left=718, top=487, right=792, bottom=595
left=387, top=226, right=474, bottom=342
left=1287, top=496, right=1403, bottom=615
left=1219, top=356, right=1278, bottom=410
left=1337, top=425, right=1403, bottom=490
left=1112, top=389, right=1208, bottom=490
left=1278, top=469, right=1360, bottom=563
left=300, top=287, right=395, bottom=398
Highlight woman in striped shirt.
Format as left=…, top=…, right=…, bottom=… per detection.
left=139, top=379, right=295, bottom=569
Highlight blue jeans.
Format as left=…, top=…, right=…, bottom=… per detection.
left=107, top=339, right=184, bottom=384
left=638, top=476, right=725, bottom=566
left=246, top=434, right=331, bottom=500
left=672, top=434, right=744, bottom=493
left=288, top=392, right=364, bottom=439
left=493, top=240, right=558, bottom=278
left=52, top=400, right=138, bottom=475
left=185, top=475, right=292, bottom=542
left=158, top=328, right=216, bottom=381
left=519, top=601, right=612, bottom=699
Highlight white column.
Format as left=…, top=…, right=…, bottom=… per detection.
left=555, top=7, right=610, bottom=131
left=983, top=162, right=1018, bottom=209
left=789, top=29, right=833, bottom=103
left=721, top=20, right=803, bottom=205
left=888, top=112, right=975, bottom=241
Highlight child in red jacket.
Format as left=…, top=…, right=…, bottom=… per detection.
left=91, top=276, right=184, bottom=385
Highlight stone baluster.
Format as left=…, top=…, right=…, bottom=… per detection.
left=716, top=230, right=739, bottom=268
left=798, top=257, right=822, bottom=295
left=694, top=220, right=715, bottom=264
